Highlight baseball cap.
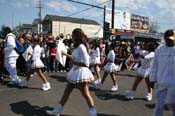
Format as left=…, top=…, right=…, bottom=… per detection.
left=164, top=29, right=175, bottom=40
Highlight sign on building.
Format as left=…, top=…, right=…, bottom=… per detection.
left=105, top=8, right=149, bottom=32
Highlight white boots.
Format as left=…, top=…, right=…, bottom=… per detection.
left=46, top=104, right=97, bottom=116
left=46, top=103, right=63, bottom=116
left=42, top=82, right=51, bottom=91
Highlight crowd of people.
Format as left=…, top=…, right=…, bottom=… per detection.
left=0, top=26, right=175, bottom=116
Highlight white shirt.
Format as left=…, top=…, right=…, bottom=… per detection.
left=107, top=50, right=115, bottom=62
left=72, top=44, right=90, bottom=67
left=91, top=47, right=100, bottom=58
left=4, top=33, right=19, bottom=58
left=149, top=44, right=175, bottom=86
left=32, top=45, right=41, bottom=61
left=141, top=52, right=155, bottom=69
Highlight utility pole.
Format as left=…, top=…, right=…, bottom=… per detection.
left=111, top=0, right=115, bottom=28
left=36, top=0, right=43, bottom=37
left=103, top=5, right=106, bottom=38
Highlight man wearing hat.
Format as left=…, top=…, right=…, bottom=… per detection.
left=3, top=27, right=21, bottom=84
left=149, top=29, right=175, bottom=116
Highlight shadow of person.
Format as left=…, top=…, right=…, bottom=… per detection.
left=49, top=75, right=67, bottom=82
left=10, top=101, right=50, bottom=116
left=97, top=113, right=120, bottom=116
left=10, top=101, right=77, bottom=116
left=145, top=103, right=169, bottom=111
left=95, top=90, right=127, bottom=101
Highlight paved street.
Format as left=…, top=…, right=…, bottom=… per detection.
left=0, top=70, right=169, bottom=116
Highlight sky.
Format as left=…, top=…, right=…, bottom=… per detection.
left=0, top=0, right=175, bottom=33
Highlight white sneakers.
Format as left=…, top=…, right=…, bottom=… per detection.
left=125, top=90, right=152, bottom=101
left=94, top=80, right=102, bottom=89
left=19, top=80, right=51, bottom=91
left=124, top=90, right=134, bottom=100
left=42, top=82, right=51, bottom=91
left=110, top=85, right=118, bottom=92
left=46, top=103, right=63, bottom=116
left=89, top=107, right=97, bottom=116
left=146, top=93, right=152, bottom=101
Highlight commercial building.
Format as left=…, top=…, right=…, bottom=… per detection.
left=42, top=14, right=102, bottom=38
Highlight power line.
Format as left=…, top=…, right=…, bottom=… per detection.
left=67, top=0, right=111, bottom=17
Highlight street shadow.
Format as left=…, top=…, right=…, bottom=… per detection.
left=145, top=104, right=169, bottom=111
left=95, top=90, right=127, bottom=101
left=49, top=75, right=67, bottom=82
left=10, top=101, right=75, bottom=116
left=116, top=73, right=136, bottom=78
left=0, top=80, right=23, bottom=89
left=97, top=113, right=120, bottom=116
left=10, top=101, right=50, bottom=116
left=133, top=97, right=147, bottom=101
left=0, top=80, right=41, bottom=90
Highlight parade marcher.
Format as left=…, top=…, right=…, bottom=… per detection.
left=124, top=43, right=155, bottom=101
left=89, top=40, right=102, bottom=89
left=46, top=28, right=97, bottom=116
left=3, top=27, right=21, bottom=84
left=96, top=43, right=119, bottom=91
left=19, top=38, right=51, bottom=91
left=149, top=29, right=175, bottom=116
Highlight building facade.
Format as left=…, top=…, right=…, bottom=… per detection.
left=42, top=14, right=102, bottom=38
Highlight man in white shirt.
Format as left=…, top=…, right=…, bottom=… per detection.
left=150, top=29, right=175, bottom=116
left=3, top=27, right=21, bottom=85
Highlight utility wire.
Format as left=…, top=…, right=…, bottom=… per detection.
left=67, top=0, right=111, bottom=17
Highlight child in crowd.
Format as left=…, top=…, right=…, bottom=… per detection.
left=19, top=39, right=51, bottom=91
left=125, top=43, right=155, bottom=101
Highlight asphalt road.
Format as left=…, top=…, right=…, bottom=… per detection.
left=0, top=70, right=169, bottom=116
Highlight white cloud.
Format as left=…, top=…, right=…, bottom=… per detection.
left=10, top=0, right=37, bottom=8
left=46, top=1, right=77, bottom=13
left=62, top=2, right=78, bottom=12
left=45, top=0, right=61, bottom=11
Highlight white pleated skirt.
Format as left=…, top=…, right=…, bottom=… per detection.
left=103, top=62, right=120, bottom=73
left=31, top=58, right=45, bottom=69
left=67, top=66, right=94, bottom=84
left=90, top=57, right=101, bottom=65
left=137, top=67, right=150, bottom=78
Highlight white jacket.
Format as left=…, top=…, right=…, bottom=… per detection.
left=4, top=33, right=19, bottom=58
left=149, top=44, right=175, bottom=87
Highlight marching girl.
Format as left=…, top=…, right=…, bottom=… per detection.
left=46, top=28, right=97, bottom=116
left=19, top=38, right=51, bottom=91
left=124, top=43, right=155, bottom=101
left=89, top=39, right=102, bottom=89
left=96, top=43, right=119, bottom=92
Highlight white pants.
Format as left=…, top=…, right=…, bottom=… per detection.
left=154, top=85, right=175, bottom=116
left=5, top=57, right=19, bottom=82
